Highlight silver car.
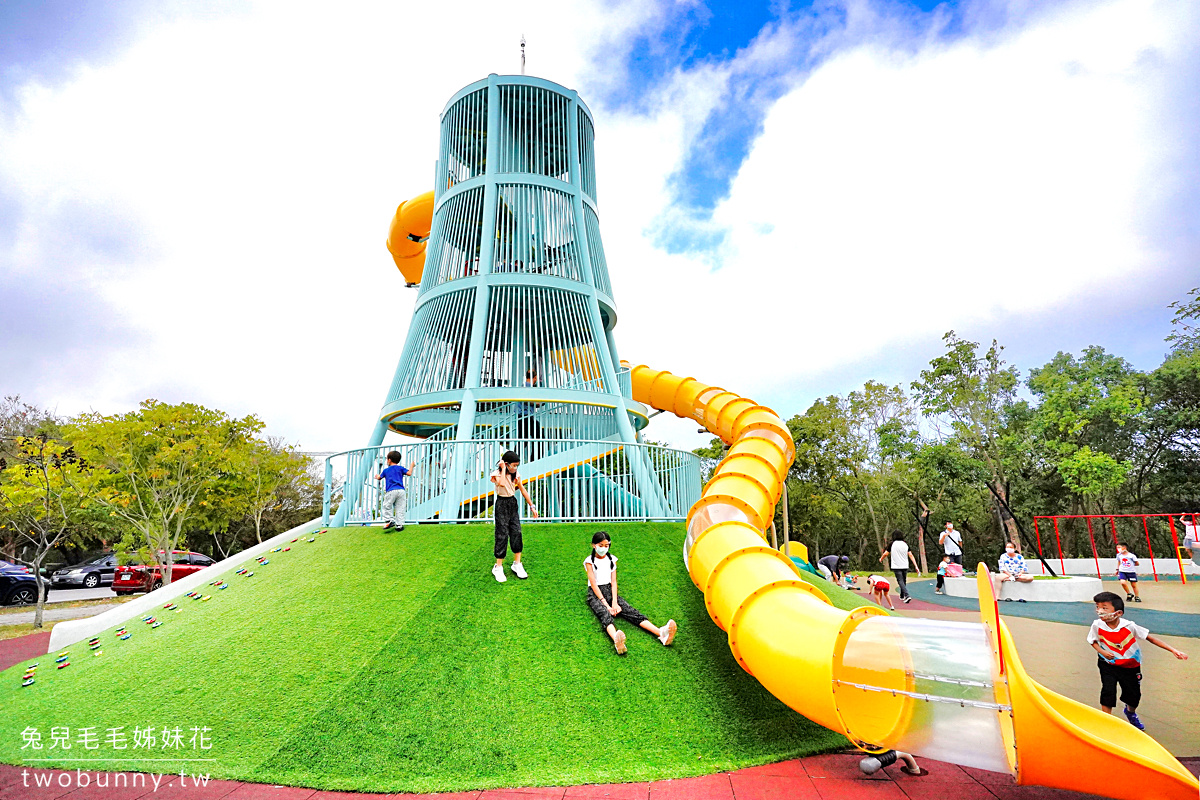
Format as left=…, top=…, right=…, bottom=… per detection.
left=51, top=553, right=117, bottom=589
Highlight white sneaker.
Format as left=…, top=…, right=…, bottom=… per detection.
left=658, top=619, right=677, bottom=646
left=491, top=564, right=507, bottom=583
left=613, top=630, right=627, bottom=655
left=511, top=562, right=528, bottom=579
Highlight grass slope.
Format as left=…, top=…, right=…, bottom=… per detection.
left=0, top=523, right=852, bottom=793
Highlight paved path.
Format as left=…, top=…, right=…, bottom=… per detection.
left=44, top=587, right=119, bottom=604
left=0, top=631, right=49, bottom=673
left=5, top=752, right=1196, bottom=799
left=0, top=602, right=123, bottom=628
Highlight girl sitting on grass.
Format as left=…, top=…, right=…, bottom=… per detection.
left=584, top=531, right=677, bottom=655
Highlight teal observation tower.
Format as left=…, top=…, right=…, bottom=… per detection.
left=325, top=75, right=701, bottom=525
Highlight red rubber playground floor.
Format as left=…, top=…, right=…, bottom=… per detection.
left=4, top=753, right=1199, bottom=800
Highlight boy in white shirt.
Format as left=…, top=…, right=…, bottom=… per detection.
left=1180, top=514, right=1199, bottom=564
left=1115, top=542, right=1141, bottom=603
left=1087, top=591, right=1187, bottom=730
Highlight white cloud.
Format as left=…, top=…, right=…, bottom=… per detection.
left=0, top=0, right=653, bottom=448
left=1, top=0, right=1197, bottom=456
left=608, top=0, right=1200, bottom=448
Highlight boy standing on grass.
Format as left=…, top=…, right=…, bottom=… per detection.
left=1088, top=591, right=1188, bottom=730
left=490, top=450, right=538, bottom=583
left=1115, top=543, right=1142, bottom=603
left=375, top=451, right=412, bottom=531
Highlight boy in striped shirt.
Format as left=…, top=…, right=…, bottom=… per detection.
left=1088, top=591, right=1188, bottom=730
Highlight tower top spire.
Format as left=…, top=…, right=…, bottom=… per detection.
left=520, top=35, right=526, bottom=75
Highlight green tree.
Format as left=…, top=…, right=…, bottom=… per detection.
left=1166, top=287, right=1200, bottom=355
left=69, top=400, right=263, bottom=587
left=216, top=440, right=321, bottom=557
left=1027, top=347, right=1142, bottom=513
left=0, top=432, right=101, bottom=626
left=911, top=332, right=1024, bottom=547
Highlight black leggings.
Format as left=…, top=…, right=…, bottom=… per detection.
left=936, top=574, right=945, bottom=591
left=493, top=496, right=522, bottom=559
left=586, top=583, right=648, bottom=629
left=892, top=569, right=910, bottom=599
left=1098, top=658, right=1141, bottom=709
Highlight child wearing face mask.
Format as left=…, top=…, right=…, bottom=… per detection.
left=1088, top=591, right=1188, bottom=730
left=1115, top=542, right=1141, bottom=603
left=584, top=531, right=677, bottom=655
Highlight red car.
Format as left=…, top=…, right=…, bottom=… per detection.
left=112, top=551, right=216, bottom=595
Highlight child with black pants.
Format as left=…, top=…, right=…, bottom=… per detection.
left=490, top=450, right=538, bottom=583
left=935, top=555, right=950, bottom=595
left=584, top=531, right=676, bottom=654
left=1088, top=591, right=1188, bottom=730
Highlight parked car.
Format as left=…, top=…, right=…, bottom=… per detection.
left=51, top=552, right=117, bottom=589
left=1, top=562, right=50, bottom=606
left=0, top=559, right=32, bottom=574
left=112, top=551, right=216, bottom=595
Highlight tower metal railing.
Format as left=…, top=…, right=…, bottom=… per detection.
left=324, top=438, right=701, bottom=526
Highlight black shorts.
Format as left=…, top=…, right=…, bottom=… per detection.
left=1097, top=658, right=1141, bottom=709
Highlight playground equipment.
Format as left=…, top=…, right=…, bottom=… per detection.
left=320, top=74, right=1198, bottom=799
left=629, top=364, right=1198, bottom=799
left=1032, top=513, right=1196, bottom=581
left=325, top=74, right=701, bottom=527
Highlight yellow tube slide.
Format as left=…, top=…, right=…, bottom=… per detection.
left=626, top=362, right=1199, bottom=800
left=387, top=190, right=434, bottom=286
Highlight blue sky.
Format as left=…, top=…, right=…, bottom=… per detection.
left=0, top=0, right=1197, bottom=452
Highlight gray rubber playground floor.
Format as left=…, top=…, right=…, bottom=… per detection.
left=906, top=576, right=1200, bottom=637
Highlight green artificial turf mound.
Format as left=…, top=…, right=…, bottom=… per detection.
left=0, top=522, right=852, bottom=793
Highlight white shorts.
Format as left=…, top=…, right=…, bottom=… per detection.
left=818, top=563, right=833, bottom=580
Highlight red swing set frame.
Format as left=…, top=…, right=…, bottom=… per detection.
left=1030, top=512, right=1195, bottom=584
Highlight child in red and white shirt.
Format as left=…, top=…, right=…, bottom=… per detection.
left=1088, top=591, right=1188, bottom=730
left=867, top=574, right=894, bottom=610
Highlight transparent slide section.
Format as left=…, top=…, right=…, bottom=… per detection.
left=836, top=616, right=1010, bottom=773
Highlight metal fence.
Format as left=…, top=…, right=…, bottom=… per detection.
left=324, top=437, right=700, bottom=525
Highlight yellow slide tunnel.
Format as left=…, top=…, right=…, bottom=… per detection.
left=386, top=190, right=435, bottom=286
left=626, top=362, right=1199, bottom=800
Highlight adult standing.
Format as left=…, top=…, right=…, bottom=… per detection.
left=940, top=522, right=964, bottom=566
left=879, top=530, right=920, bottom=603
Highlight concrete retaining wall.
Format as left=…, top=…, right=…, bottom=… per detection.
left=945, top=575, right=1103, bottom=602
